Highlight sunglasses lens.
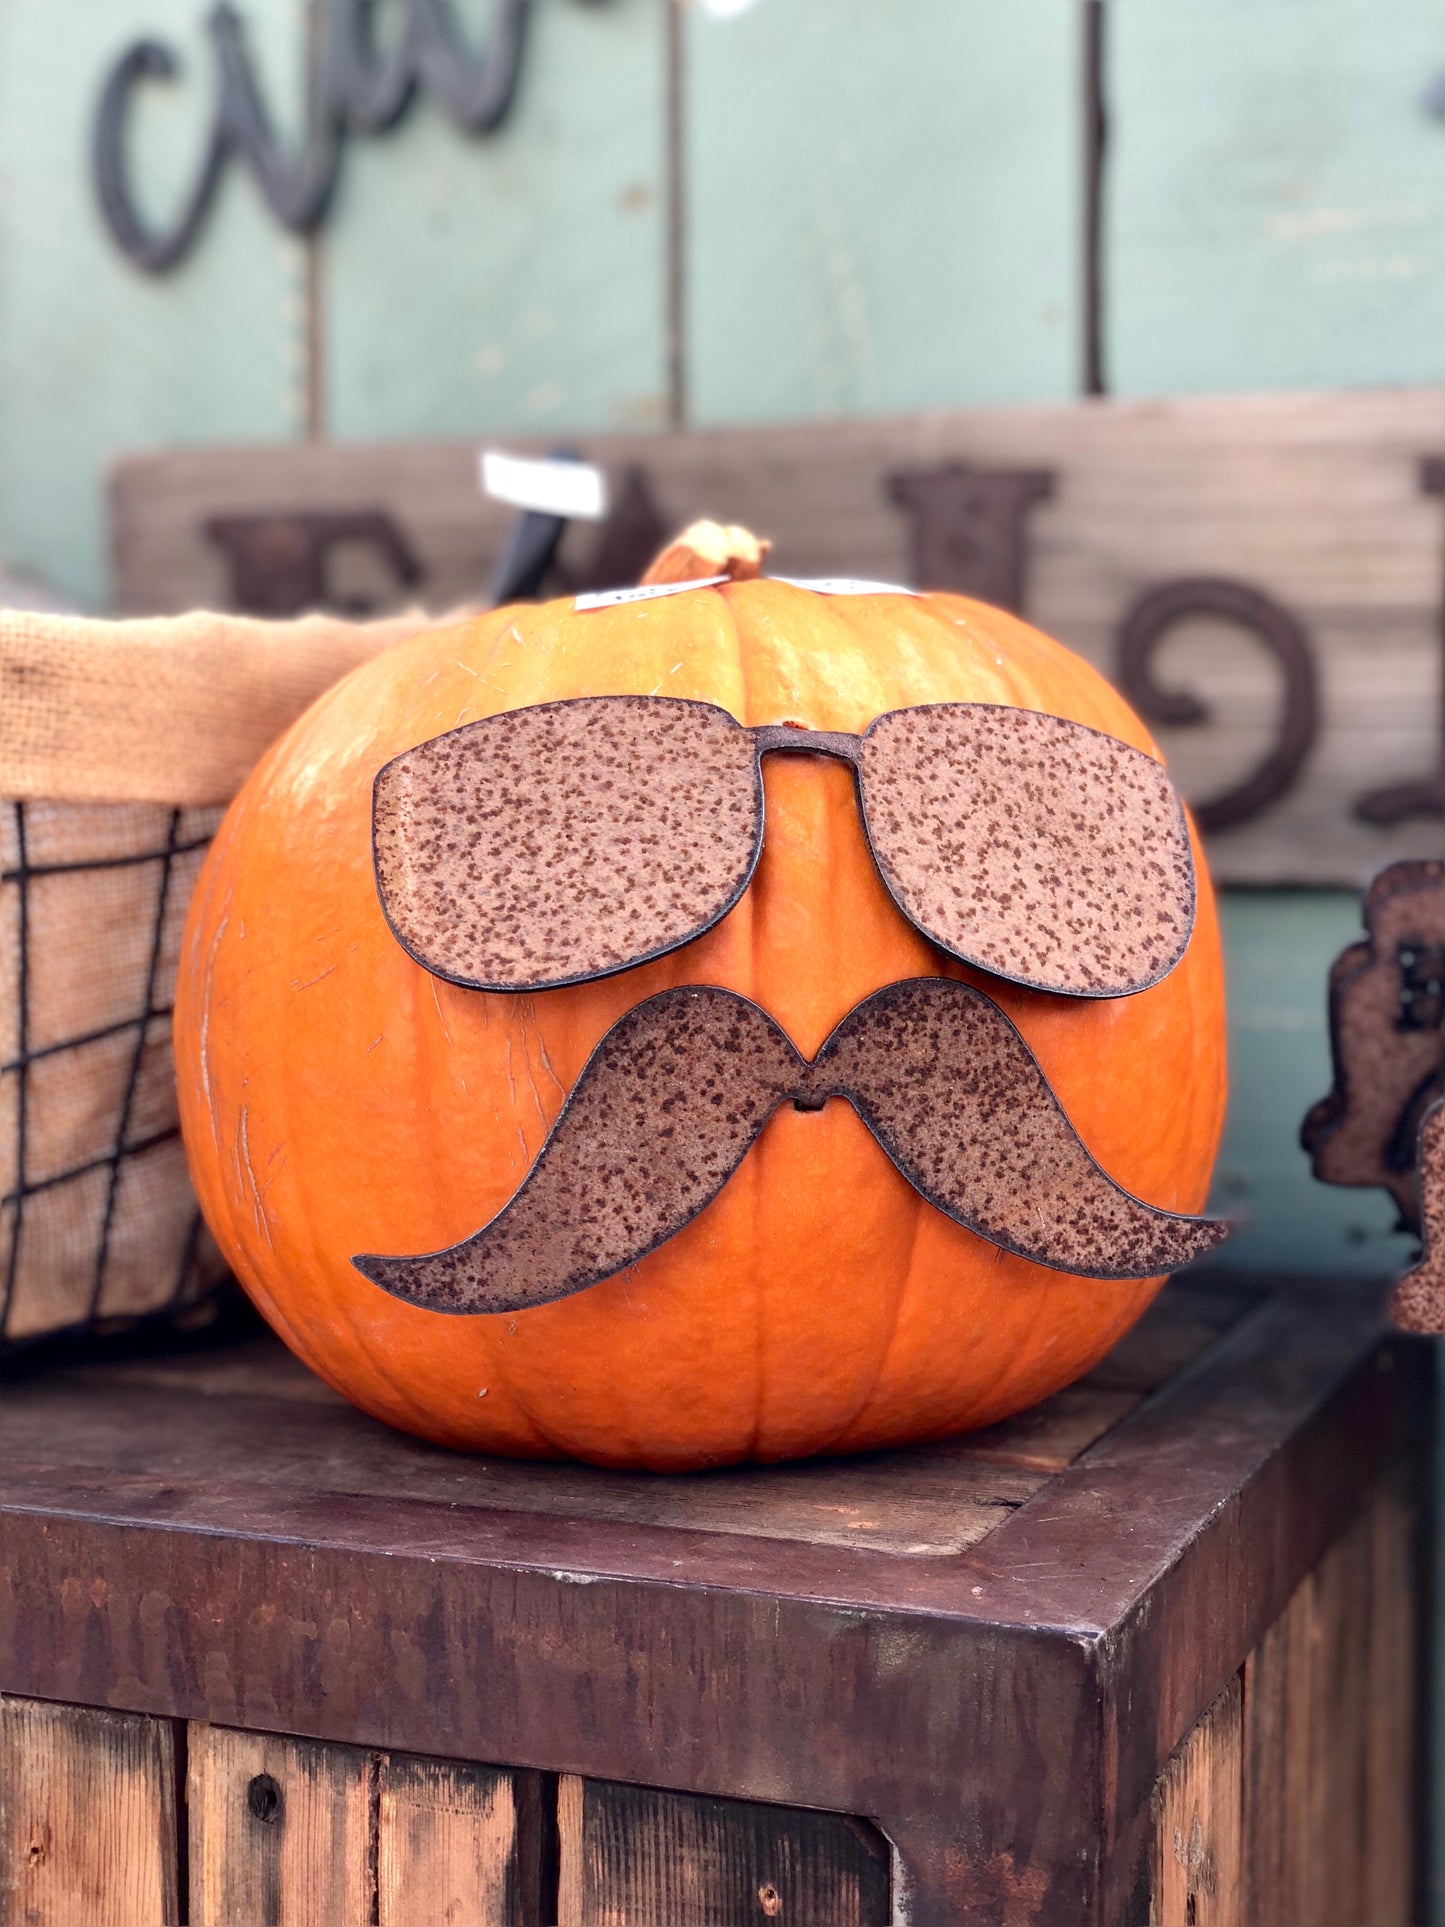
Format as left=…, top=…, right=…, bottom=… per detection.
left=859, top=705, right=1196, bottom=996
left=373, top=697, right=761, bottom=991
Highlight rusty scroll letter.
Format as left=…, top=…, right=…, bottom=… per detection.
left=886, top=465, right=1055, bottom=614
left=1301, top=859, right=1445, bottom=1234
left=1115, top=577, right=1320, bottom=834
left=205, top=511, right=424, bottom=617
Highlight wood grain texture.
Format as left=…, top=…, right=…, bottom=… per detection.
left=188, top=1724, right=376, bottom=1926
left=1149, top=1677, right=1242, bottom=1927
left=323, top=0, right=668, bottom=442
left=1362, top=1475, right=1417, bottom=1927
left=112, top=389, right=1445, bottom=886
left=1240, top=1574, right=1315, bottom=1924
left=1306, top=1504, right=1374, bottom=1927
left=0, top=1694, right=180, bottom=1926
left=1109, top=0, right=1445, bottom=397
left=555, top=1775, right=890, bottom=1927
left=1240, top=1475, right=1418, bottom=1927
left=377, top=1753, right=533, bottom=1927
left=0, top=0, right=304, bottom=610
left=0, top=1353, right=1105, bottom=1560
left=684, top=0, right=1079, bottom=422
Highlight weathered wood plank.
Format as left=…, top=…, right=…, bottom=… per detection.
left=1109, top=0, right=1445, bottom=397
left=0, top=1694, right=180, bottom=1926
left=1149, top=1676, right=1243, bottom=1927
left=1306, top=1504, right=1374, bottom=1926
left=685, top=0, right=1080, bottom=422
left=187, top=1723, right=375, bottom=1926
left=1363, top=1474, right=1417, bottom=1927
left=0, top=1364, right=1046, bottom=1559
left=1240, top=1566, right=1315, bottom=1923
left=952, top=1383, right=1139, bottom=1472
left=1240, top=1475, right=1418, bottom=1927
left=323, top=0, right=668, bottom=442
left=376, top=1753, right=535, bottom=1927
left=555, top=1774, right=890, bottom=1927
left=111, top=389, right=1445, bottom=885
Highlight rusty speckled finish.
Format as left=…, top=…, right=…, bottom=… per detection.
left=1390, top=1100, right=1445, bottom=1332
left=859, top=705, right=1195, bottom=996
left=372, top=696, right=1196, bottom=999
left=353, top=979, right=1226, bottom=1314
left=373, top=698, right=762, bottom=992
left=1302, top=858, right=1445, bottom=1231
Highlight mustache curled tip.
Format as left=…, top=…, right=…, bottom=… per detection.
left=353, top=979, right=1228, bottom=1317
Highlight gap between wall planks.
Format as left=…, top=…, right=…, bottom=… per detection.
left=187, top=1733, right=544, bottom=1927
left=664, top=0, right=686, bottom=431
left=1083, top=0, right=1107, bottom=397
left=302, top=0, right=327, bottom=442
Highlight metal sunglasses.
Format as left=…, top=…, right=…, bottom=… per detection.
left=371, top=694, right=1197, bottom=1001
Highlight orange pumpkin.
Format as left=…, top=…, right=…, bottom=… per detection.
left=174, top=555, right=1226, bottom=1470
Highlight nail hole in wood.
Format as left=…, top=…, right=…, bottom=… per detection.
left=758, top=1883, right=782, bottom=1917
left=247, top=1772, right=283, bottom=1824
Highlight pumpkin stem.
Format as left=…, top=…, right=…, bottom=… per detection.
left=640, top=520, right=771, bottom=586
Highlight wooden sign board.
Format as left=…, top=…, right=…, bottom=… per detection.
left=111, top=388, right=1445, bottom=885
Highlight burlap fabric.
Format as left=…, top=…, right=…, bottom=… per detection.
left=1, top=604, right=441, bottom=1345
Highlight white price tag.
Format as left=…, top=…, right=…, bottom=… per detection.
left=573, top=577, right=728, bottom=612
left=771, top=576, right=919, bottom=597
left=480, top=449, right=607, bottom=521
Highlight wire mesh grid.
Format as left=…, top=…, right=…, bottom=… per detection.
left=1, top=795, right=230, bottom=1347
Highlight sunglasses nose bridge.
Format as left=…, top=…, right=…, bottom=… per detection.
left=750, top=723, right=864, bottom=770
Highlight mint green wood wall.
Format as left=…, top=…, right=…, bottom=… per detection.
left=324, top=0, right=670, bottom=439
left=0, top=0, right=1427, bottom=1289
left=1108, top=0, right=1445, bottom=395
left=685, top=0, right=1080, bottom=423
left=0, top=0, right=306, bottom=608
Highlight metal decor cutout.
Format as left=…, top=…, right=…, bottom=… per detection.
left=1301, top=859, right=1445, bottom=1232
left=94, top=0, right=530, bottom=272
left=373, top=696, right=1197, bottom=999
left=1391, top=1102, right=1445, bottom=1333
left=353, top=980, right=1227, bottom=1313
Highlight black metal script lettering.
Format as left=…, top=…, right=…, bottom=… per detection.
left=94, top=0, right=531, bottom=272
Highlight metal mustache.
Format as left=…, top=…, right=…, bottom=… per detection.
left=353, top=977, right=1227, bottom=1315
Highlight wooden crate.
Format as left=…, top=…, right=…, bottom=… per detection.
left=0, top=1274, right=1429, bottom=1926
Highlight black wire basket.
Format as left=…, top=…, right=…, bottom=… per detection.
left=1, top=794, right=231, bottom=1349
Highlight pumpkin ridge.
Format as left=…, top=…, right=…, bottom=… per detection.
left=731, top=587, right=770, bottom=1466
left=808, top=1130, right=929, bottom=1459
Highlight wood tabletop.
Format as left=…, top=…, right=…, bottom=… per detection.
left=0, top=1273, right=1411, bottom=1620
